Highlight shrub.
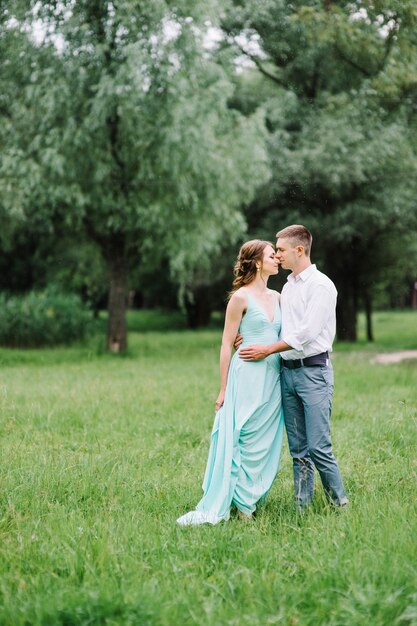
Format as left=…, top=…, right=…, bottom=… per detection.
left=0, top=289, right=93, bottom=347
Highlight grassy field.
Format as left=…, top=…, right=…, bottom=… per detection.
left=0, top=310, right=416, bottom=626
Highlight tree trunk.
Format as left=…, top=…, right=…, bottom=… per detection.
left=105, top=237, right=128, bottom=352
left=412, top=281, right=417, bottom=309
left=364, top=292, right=374, bottom=342
left=335, top=282, right=357, bottom=341
left=185, top=287, right=212, bottom=329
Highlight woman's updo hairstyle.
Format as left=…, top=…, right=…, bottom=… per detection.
left=229, top=239, right=273, bottom=298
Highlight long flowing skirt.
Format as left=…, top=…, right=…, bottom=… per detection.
left=177, top=352, right=284, bottom=525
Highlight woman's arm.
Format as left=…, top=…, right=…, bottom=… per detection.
left=215, top=292, right=246, bottom=411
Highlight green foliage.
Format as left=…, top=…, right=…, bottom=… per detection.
left=43, top=238, right=108, bottom=313
left=1, top=0, right=272, bottom=344
left=2, top=0, right=417, bottom=341
left=4, top=0, right=269, bottom=281
left=222, top=0, right=417, bottom=338
left=0, top=289, right=93, bottom=347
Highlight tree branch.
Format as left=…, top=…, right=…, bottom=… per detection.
left=306, top=62, right=320, bottom=100
left=232, top=38, right=285, bottom=87
left=334, top=44, right=373, bottom=77
left=335, top=13, right=400, bottom=79
left=378, top=16, right=399, bottom=72
left=107, top=111, right=129, bottom=197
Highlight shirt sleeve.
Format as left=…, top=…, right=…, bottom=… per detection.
left=282, top=285, right=336, bottom=351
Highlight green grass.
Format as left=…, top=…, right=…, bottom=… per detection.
left=0, top=310, right=416, bottom=625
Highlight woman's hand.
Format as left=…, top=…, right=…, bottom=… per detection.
left=215, top=390, right=225, bottom=412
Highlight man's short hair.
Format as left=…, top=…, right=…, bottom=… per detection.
left=276, top=224, right=312, bottom=256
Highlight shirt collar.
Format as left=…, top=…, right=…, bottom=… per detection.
left=287, top=264, right=317, bottom=283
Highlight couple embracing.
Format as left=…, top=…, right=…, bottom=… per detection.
left=177, top=225, right=348, bottom=526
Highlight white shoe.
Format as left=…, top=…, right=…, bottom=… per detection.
left=176, top=510, right=227, bottom=526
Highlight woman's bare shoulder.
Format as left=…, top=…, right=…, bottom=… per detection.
left=228, top=288, right=249, bottom=309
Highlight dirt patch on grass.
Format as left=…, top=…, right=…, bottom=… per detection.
left=372, top=350, right=417, bottom=364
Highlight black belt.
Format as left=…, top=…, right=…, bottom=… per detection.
left=281, top=352, right=329, bottom=369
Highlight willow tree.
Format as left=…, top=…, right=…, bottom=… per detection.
left=4, top=0, right=269, bottom=350
left=0, top=5, right=45, bottom=250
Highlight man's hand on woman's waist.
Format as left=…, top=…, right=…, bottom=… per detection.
left=239, top=340, right=292, bottom=361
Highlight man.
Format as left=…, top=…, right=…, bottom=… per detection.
left=239, top=224, right=348, bottom=510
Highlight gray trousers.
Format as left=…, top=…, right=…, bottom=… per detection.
left=281, top=362, right=347, bottom=507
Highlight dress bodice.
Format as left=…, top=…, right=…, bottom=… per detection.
left=239, top=292, right=281, bottom=347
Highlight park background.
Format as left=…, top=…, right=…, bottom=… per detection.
left=0, top=1, right=416, bottom=625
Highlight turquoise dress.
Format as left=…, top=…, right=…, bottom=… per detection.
left=177, top=292, right=284, bottom=525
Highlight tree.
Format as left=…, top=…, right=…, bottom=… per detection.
left=222, top=0, right=417, bottom=340
left=0, top=6, right=43, bottom=250
left=2, top=0, right=269, bottom=350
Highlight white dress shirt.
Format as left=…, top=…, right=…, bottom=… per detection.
left=280, top=264, right=337, bottom=360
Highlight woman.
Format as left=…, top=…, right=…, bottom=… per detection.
left=177, top=240, right=284, bottom=526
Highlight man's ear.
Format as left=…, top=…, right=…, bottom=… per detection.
left=296, top=245, right=305, bottom=256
